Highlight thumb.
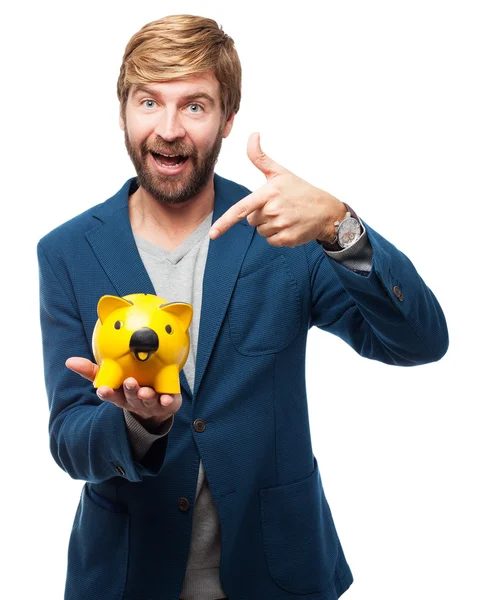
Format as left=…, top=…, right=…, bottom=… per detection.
left=65, top=357, right=99, bottom=382
left=247, top=132, right=287, bottom=179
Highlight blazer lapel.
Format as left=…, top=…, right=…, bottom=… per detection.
left=193, top=175, right=254, bottom=402
left=85, top=174, right=254, bottom=403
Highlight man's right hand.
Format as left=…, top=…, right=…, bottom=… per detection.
left=65, top=357, right=182, bottom=429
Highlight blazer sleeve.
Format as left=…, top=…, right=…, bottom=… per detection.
left=304, top=220, right=448, bottom=366
left=37, top=241, right=169, bottom=483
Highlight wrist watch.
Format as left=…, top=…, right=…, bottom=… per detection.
left=320, top=203, right=362, bottom=251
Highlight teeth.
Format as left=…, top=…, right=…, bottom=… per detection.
left=152, top=153, right=186, bottom=168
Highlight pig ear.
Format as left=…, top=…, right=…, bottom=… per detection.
left=159, top=302, right=193, bottom=331
left=97, top=295, right=133, bottom=324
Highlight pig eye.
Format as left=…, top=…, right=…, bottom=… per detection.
left=114, top=320, right=123, bottom=330
left=165, top=324, right=173, bottom=334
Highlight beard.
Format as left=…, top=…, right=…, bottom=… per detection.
left=123, top=123, right=224, bottom=206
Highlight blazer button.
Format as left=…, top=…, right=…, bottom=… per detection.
left=393, top=285, right=404, bottom=301
left=115, top=465, right=126, bottom=476
left=178, top=497, right=190, bottom=512
left=194, top=419, right=206, bottom=432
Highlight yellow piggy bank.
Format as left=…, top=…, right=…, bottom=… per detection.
left=92, top=293, right=193, bottom=395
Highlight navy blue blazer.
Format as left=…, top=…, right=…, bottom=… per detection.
left=37, top=174, right=448, bottom=600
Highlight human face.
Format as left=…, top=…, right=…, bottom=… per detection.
left=120, top=72, right=234, bottom=206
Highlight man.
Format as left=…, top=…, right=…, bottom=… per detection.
left=37, top=14, right=448, bottom=600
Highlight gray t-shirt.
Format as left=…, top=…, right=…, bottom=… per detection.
left=124, top=211, right=225, bottom=600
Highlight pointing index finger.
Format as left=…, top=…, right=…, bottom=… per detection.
left=209, top=187, right=268, bottom=240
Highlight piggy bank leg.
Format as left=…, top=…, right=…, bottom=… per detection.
left=154, top=364, right=180, bottom=395
left=93, top=359, right=124, bottom=390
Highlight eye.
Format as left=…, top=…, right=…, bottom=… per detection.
left=188, top=103, right=203, bottom=113
left=141, top=99, right=156, bottom=109
left=114, top=320, right=123, bottom=330
left=165, top=324, right=173, bottom=334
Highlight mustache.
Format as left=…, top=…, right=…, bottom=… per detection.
left=141, top=139, right=194, bottom=157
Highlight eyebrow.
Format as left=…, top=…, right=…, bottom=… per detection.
left=131, top=84, right=216, bottom=108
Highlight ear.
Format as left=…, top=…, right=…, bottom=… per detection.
left=97, top=295, right=133, bottom=324
left=159, top=302, right=193, bottom=331
left=119, top=102, right=127, bottom=132
left=222, top=111, right=235, bottom=139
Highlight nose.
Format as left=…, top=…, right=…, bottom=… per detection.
left=154, top=108, right=186, bottom=141
left=129, top=327, right=159, bottom=352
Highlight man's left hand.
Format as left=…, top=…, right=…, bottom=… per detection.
left=209, top=132, right=347, bottom=247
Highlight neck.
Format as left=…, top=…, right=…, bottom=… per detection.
left=128, top=176, right=215, bottom=238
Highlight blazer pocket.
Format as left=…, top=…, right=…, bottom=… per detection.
left=259, top=458, right=340, bottom=595
left=227, top=254, right=300, bottom=355
left=65, top=483, right=130, bottom=599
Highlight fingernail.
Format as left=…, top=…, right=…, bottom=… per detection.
left=125, top=381, right=135, bottom=390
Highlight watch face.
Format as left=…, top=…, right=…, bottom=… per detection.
left=338, top=218, right=361, bottom=248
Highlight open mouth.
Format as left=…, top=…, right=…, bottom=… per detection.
left=133, top=350, right=154, bottom=362
left=151, top=152, right=189, bottom=168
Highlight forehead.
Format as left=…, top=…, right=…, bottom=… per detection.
left=129, top=71, right=220, bottom=100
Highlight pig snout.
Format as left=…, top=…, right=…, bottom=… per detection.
left=129, top=327, right=159, bottom=362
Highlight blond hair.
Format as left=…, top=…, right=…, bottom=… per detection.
left=117, top=14, right=242, bottom=125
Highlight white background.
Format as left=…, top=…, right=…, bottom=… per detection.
left=1, top=1, right=477, bottom=598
